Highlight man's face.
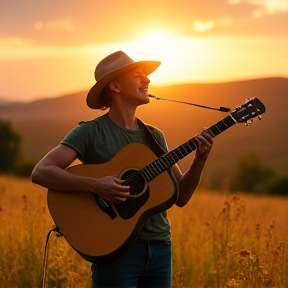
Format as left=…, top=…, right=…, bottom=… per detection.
left=112, top=67, right=151, bottom=106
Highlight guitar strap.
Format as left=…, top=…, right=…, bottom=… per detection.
left=137, top=118, right=167, bottom=158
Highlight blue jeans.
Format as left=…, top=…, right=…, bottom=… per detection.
left=91, top=238, right=171, bottom=288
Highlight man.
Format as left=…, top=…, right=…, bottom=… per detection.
left=31, top=51, right=214, bottom=288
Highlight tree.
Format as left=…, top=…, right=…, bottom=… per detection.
left=0, top=120, right=21, bottom=172
left=229, top=153, right=288, bottom=196
left=229, top=153, right=275, bottom=193
left=264, top=174, right=288, bottom=196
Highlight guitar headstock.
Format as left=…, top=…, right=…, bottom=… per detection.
left=231, top=98, right=266, bottom=125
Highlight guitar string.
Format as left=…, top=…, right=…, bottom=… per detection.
left=123, top=158, right=168, bottom=185
left=122, top=127, right=216, bottom=186
left=123, top=150, right=180, bottom=185
left=122, top=144, right=193, bottom=186
left=122, top=137, right=199, bottom=185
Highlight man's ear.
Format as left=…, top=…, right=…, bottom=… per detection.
left=109, top=81, right=121, bottom=93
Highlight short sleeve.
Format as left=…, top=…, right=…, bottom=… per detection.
left=60, top=121, right=92, bottom=161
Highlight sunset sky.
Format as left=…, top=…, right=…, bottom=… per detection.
left=0, top=0, right=287, bottom=101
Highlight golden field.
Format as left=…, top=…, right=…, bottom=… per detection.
left=0, top=176, right=287, bottom=288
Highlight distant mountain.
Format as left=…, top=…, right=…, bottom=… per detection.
left=1, top=78, right=287, bottom=186
left=0, top=98, right=12, bottom=105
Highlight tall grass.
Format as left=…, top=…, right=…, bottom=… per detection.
left=170, top=192, right=288, bottom=287
left=0, top=176, right=287, bottom=288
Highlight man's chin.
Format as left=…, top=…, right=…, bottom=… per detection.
left=138, top=98, right=150, bottom=106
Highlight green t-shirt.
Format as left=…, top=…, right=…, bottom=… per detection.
left=61, top=113, right=171, bottom=241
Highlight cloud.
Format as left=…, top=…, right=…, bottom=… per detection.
left=251, top=0, right=288, bottom=18
left=193, top=18, right=233, bottom=33
left=228, top=0, right=288, bottom=19
left=254, top=0, right=288, bottom=13
left=34, top=19, right=75, bottom=32
left=193, top=21, right=215, bottom=32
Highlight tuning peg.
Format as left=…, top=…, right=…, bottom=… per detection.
left=235, top=106, right=242, bottom=111
left=245, top=97, right=253, bottom=104
left=258, top=115, right=262, bottom=120
left=245, top=120, right=254, bottom=126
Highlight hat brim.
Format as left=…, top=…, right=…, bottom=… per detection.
left=86, top=60, right=161, bottom=109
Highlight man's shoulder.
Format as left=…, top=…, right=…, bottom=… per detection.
left=77, top=113, right=107, bottom=127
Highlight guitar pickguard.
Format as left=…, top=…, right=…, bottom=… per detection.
left=115, top=188, right=150, bottom=219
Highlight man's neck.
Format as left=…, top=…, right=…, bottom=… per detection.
left=108, top=108, right=139, bottom=131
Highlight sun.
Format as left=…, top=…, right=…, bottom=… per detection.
left=134, top=30, right=177, bottom=57
left=132, top=29, right=185, bottom=62
left=123, top=29, right=208, bottom=86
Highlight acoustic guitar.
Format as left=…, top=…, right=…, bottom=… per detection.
left=47, top=97, right=266, bottom=264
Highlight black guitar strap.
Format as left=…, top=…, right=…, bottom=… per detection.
left=137, top=118, right=167, bottom=158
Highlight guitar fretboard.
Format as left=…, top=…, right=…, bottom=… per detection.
left=140, top=115, right=236, bottom=182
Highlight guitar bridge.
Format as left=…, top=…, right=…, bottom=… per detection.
left=94, top=194, right=117, bottom=220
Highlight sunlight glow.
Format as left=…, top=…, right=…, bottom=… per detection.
left=1, top=31, right=288, bottom=101
left=125, top=30, right=209, bottom=85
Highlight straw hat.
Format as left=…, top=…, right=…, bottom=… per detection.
left=86, top=51, right=161, bottom=109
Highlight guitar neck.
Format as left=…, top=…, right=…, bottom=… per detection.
left=140, top=115, right=236, bottom=182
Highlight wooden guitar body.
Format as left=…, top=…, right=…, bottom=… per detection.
left=47, top=143, right=178, bottom=264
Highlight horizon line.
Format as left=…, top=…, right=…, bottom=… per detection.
left=1, top=76, right=287, bottom=104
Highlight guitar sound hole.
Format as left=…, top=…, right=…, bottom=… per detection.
left=116, top=168, right=149, bottom=220
left=121, top=169, right=147, bottom=197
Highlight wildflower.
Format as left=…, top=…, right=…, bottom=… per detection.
left=238, top=250, right=250, bottom=257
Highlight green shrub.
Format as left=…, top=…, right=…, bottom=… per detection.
left=263, top=174, right=288, bottom=196
left=12, top=161, right=36, bottom=177
left=229, top=153, right=275, bottom=194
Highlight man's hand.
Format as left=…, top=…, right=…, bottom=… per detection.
left=94, top=176, right=130, bottom=204
left=194, top=128, right=214, bottom=161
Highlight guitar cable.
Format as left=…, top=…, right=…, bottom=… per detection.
left=40, top=225, right=62, bottom=288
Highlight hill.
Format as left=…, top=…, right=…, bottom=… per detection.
left=1, top=77, right=287, bottom=186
